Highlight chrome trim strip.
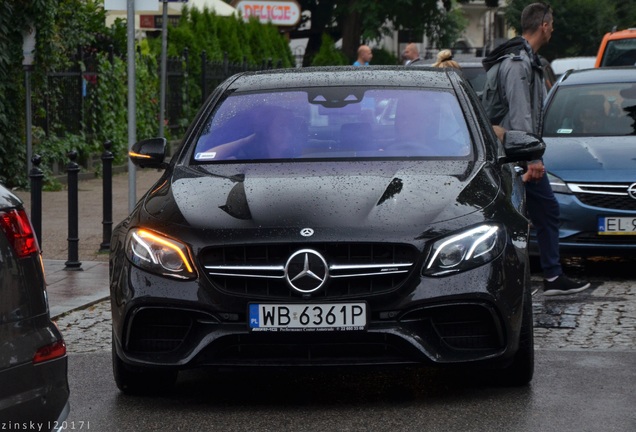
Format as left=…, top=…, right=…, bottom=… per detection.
left=205, top=265, right=285, bottom=271
left=206, top=262, right=413, bottom=279
left=568, top=183, right=629, bottom=195
left=330, top=263, right=413, bottom=270
left=330, top=269, right=410, bottom=278
left=206, top=272, right=285, bottom=279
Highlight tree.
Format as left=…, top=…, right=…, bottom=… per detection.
left=504, top=0, right=619, bottom=60
left=290, top=0, right=464, bottom=66
left=311, top=33, right=349, bottom=65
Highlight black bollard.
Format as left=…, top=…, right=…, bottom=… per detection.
left=65, top=150, right=82, bottom=270
left=29, top=155, right=43, bottom=248
left=99, top=140, right=114, bottom=252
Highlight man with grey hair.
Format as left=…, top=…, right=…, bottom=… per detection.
left=402, top=43, right=423, bottom=66
left=482, top=2, right=590, bottom=296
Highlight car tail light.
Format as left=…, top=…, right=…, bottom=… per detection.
left=32, top=339, right=67, bottom=364
left=0, top=208, right=40, bottom=258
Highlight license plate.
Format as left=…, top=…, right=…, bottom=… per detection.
left=249, top=303, right=366, bottom=332
left=598, top=216, right=636, bottom=235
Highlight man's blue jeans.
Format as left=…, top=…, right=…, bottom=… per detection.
left=525, top=174, right=562, bottom=279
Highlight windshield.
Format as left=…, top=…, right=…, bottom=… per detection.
left=542, top=83, right=636, bottom=137
left=192, top=88, right=472, bottom=162
left=601, top=38, right=636, bottom=67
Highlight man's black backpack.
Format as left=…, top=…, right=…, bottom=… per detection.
left=481, top=54, right=516, bottom=125
left=480, top=37, right=527, bottom=125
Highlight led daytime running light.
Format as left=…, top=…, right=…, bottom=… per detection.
left=136, top=229, right=193, bottom=273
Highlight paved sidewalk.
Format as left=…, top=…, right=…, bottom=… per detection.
left=13, top=168, right=163, bottom=317
left=45, top=260, right=109, bottom=318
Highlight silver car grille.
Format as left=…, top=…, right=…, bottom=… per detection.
left=568, top=182, right=636, bottom=210
left=199, top=243, right=418, bottom=299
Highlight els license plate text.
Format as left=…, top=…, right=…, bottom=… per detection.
left=249, top=303, right=366, bottom=332
left=598, top=216, right=636, bottom=235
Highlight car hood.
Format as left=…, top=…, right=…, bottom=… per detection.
left=543, top=136, right=636, bottom=182
left=142, top=161, right=499, bottom=237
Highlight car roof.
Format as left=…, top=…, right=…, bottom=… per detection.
left=550, top=57, right=596, bottom=76
left=602, top=28, right=636, bottom=41
left=225, top=66, right=458, bottom=92
left=556, top=67, right=636, bottom=86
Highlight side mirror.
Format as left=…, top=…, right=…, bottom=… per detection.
left=499, top=130, right=546, bottom=163
left=129, top=138, right=168, bottom=169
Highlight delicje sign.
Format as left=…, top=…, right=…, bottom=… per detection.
left=232, top=0, right=301, bottom=27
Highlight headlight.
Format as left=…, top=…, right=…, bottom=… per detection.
left=547, top=172, right=571, bottom=194
left=423, top=224, right=505, bottom=277
left=125, top=228, right=197, bottom=280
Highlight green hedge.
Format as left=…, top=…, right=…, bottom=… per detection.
left=0, top=2, right=294, bottom=188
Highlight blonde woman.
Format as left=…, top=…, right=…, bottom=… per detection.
left=432, top=49, right=461, bottom=69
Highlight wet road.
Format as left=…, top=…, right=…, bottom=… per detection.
left=55, top=256, right=636, bottom=431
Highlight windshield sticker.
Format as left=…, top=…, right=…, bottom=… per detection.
left=195, top=151, right=217, bottom=160
left=557, top=128, right=573, bottom=134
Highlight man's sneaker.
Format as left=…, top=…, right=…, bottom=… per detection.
left=543, top=274, right=591, bottom=296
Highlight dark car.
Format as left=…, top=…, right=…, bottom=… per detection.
left=0, top=185, right=70, bottom=428
left=456, top=61, right=488, bottom=96
left=110, top=66, right=545, bottom=393
left=538, top=67, right=636, bottom=256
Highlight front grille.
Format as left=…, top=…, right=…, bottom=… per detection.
left=126, top=308, right=194, bottom=353
left=199, top=243, right=418, bottom=299
left=569, top=182, right=636, bottom=210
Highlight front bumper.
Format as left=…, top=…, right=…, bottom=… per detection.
left=529, top=192, right=636, bottom=256
left=111, top=256, right=526, bottom=370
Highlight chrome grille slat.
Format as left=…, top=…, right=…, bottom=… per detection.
left=568, top=183, right=630, bottom=195
left=329, top=269, right=410, bottom=278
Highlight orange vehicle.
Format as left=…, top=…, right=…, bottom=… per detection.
left=595, top=28, right=636, bottom=67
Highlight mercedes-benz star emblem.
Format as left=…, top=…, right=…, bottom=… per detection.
left=300, top=228, right=314, bottom=237
left=628, top=183, right=636, bottom=200
left=285, top=249, right=328, bottom=293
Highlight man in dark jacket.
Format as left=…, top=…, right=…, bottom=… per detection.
left=482, top=2, right=590, bottom=296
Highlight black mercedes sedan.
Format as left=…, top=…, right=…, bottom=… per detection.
left=110, top=66, right=545, bottom=393
left=0, top=184, right=70, bottom=428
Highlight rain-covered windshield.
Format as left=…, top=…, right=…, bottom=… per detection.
left=192, top=88, right=472, bottom=162
left=543, top=83, right=636, bottom=137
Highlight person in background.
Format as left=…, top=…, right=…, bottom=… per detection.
left=353, top=45, right=372, bottom=66
left=575, top=105, right=607, bottom=134
left=202, top=106, right=300, bottom=160
left=402, top=43, right=423, bottom=66
left=481, top=2, right=590, bottom=296
left=432, top=49, right=461, bottom=69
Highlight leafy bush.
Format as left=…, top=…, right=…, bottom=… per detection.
left=371, top=47, right=399, bottom=65
left=1, top=1, right=294, bottom=188
left=311, top=34, right=349, bottom=66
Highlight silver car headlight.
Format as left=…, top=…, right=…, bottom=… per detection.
left=125, top=228, right=197, bottom=280
left=547, top=172, right=571, bottom=194
left=423, top=224, right=506, bottom=277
